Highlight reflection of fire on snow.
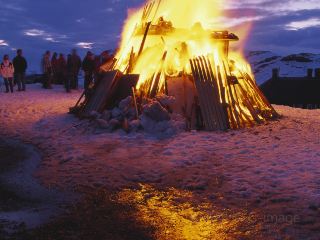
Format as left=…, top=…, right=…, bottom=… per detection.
left=100, top=0, right=279, bottom=131
left=117, top=184, right=263, bottom=239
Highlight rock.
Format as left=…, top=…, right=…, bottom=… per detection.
left=101, top=110, right=111, bottom=121
left=89, top=111, right=100, bottom=119
left=111, top=107, right=122, bottom=119
left=156, top=94, right=175, bottom=107
left=119, top=96, right=133, bottom=111
left=96, top=119, right=109, bottom=129
left=109, top=119, right=121, bottom=130
left=143, top=101, right=170, bottom=122
left=127, top=107, right=137, bottom=120
left=129, top=119, right=141, bottom=132
left=154, top=121, right=171, bottom=132
left=140, top=115, right=156, bottom=132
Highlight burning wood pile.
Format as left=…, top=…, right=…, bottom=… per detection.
left=72, top=0, right=278, bottom=132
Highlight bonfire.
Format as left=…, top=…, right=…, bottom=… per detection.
left=75, top=0, right=279, bottom=131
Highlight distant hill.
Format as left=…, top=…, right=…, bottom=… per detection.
left=246, top=51, right=320, bottom=85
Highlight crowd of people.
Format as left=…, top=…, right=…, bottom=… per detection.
left=0, top=49, right=113, bottom=94
left=41, top=49, right=113, bottom=93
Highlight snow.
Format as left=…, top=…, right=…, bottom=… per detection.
left=0, top=84, right=320, bottom=237
left=246, top=51, right=320, bottom=84
left=0, top=139, right=67, bottom=231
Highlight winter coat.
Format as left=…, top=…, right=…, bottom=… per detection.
left=0, top=60, right=14, bottom=78
left=68, top=55, right=81, bottom=74
left=51, top=57, right=59, bottom=73
left=57, top=57, right=67, bottom=74
left=82, top=57, right=95, bottom=74
left=13, top=55, right=27, bottom=73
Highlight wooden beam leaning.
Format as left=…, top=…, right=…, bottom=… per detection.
left=207, top=58, right=230, bottom=129
left=243, top=72, right=279, bottom=119
left=200, top=56, right=228, bottom=130
left=197, top=58, right=220, bottom=130
left=137, top=22, right=152, bottom=57
left=222, top=61, right=242, bottom=129
left=216, top=65, right=237, bottom=129
left=193, top=59, right=216, bottom=130
left=190, top=59, right=215, bottom=131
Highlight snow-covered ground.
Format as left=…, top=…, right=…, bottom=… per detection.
left=246, top=51, right=320, bottom=84
left=0, top=84, right=320, bottom=239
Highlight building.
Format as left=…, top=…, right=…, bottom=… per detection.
left=260, top=68, right=320, bottom=109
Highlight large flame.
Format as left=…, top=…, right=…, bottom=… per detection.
left=113, top=0, right=253, bottom=90
left=104, top=0, right=278, bottom=130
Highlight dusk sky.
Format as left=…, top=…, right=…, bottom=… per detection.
left=0, top=0, right=319, bottom=72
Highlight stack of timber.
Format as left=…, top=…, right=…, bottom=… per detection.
left=74, top=70, right=139, bottom=118
left=190, top=56, right=279, bottom=131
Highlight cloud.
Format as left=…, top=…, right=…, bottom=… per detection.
left=76, top=42, right=94, bottom=49
left=0, top=40, right=9, bottom=46
left=210, top=16, right=265, bottom=28
left=23, top=28, right=67, bottom=43
left=104, top=7, right=114, bottom=12
left=76, top=18, right=85, bottom=23
left=24, top=29, right=46, bottom=37
left=285, top=18, right=320, bottom=30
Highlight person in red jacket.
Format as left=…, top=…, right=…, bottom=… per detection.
left=0, top=55, right=15, bottom=93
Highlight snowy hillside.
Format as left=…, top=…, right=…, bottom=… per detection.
left=246, top=51, right=320, bottom=85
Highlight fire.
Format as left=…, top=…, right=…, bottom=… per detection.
left=113, top=0, right=248, bottom=89
left=106, top=0, right=278, bottom=130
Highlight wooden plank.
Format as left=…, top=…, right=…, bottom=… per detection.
left=149, top=51, right=167, bottom=98
left=207, top=58, right=230, bottom=129
left=81, top=70, right=120, bottom=118
left=201, top=56, right=228, bottom=130
left=243, top=72, right=279, bottom=118
left=222, top=61, right=241, bottom=129
left=190, top=60, right=214, bottom=130
left=198, top=57, right=222, bottom=130
left=216, top=65, right=236, bottom=129
left=137, top=22, right=152, bottom=57
left=105, top=74, right=139, bottom=109
left=194, top=59, right=217, bottom=130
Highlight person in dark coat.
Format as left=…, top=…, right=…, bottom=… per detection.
left=68, top=49, right=81, bottom=89
left=82, top=51, right=95, bottom=91
left=41, top=51, right=52, bottom=89
left=13, top=49, right=27, bottom=91
left=57, top=53, right=67, bottom=90
left=66, top=54, right=72, bottom=93
left=51, top=52, right=59, bottom=84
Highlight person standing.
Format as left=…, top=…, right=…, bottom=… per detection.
left=68, top=49, right=81, bottom=89
left=51, top=52, right=59, bottom=84
left=13, top=49, right=28, bottom=91
left=57, top=53, right=67, bottom=92
left=57, top=53, right=67, bottom=84
left=66, top=54, right=72, bottom=93
left=82, top=51, right=95, bottom=91
left=41, top=51, right=52, bottom=89
left=0, top=55, right=15, bottom=93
